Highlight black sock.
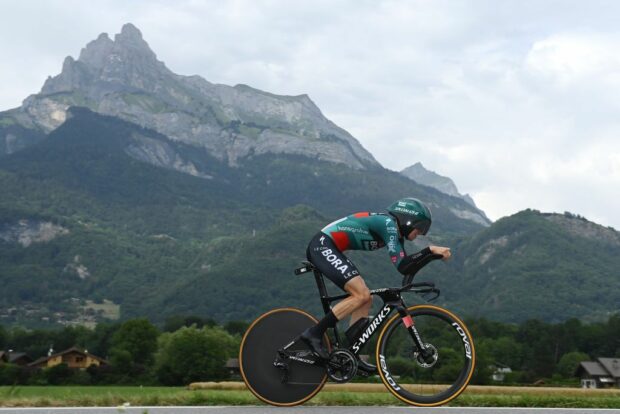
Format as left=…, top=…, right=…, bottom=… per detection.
left=309, top=311, right=338, bottom=337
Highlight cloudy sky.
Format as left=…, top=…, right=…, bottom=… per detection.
left=1, top=0, right=619, bottom=229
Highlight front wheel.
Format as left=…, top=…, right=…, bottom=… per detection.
left=376, top=304, right=475, bottom=406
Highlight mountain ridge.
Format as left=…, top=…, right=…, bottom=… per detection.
left=1, top=23, right=379, bottom=170
left=0, top=109, right=617, bottom=325
left=0, top=24, right=616, bottom=328
left=0, top=108, right=489, bottom=326
left=400, top=162, right=479, bottom=208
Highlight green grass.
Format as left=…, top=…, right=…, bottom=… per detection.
left=1, top=385, right=620, bottom=408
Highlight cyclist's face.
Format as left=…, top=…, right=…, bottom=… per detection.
left=407, top=228, right=420, bottom=241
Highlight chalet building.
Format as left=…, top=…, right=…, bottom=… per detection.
left=577, top=358, right=620, bottom=388
left=28, top=347, right=107, bottom=370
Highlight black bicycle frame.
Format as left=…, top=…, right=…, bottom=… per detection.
left=311, top=267, right=428, bottom=356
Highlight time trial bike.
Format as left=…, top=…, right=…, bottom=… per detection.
left=239, top=253, right=475, bottom=406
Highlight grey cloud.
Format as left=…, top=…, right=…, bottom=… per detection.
left=1, top=0, right=619, bottom=228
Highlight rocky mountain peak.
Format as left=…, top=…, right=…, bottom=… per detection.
left=117, top=23, right=144, bottom=43
left=11, top=23, right=381, bottom=169
left=79, top=23, right=155, bottom=67
left=41, top=23, right=163, bottom=96
left=76, top=32, right=115, bottom=69
left=401, top=162, right=472, bottom=203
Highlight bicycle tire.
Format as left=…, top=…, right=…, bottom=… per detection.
left=376, top=304, right=475, bottom=406
left=239, top=307, right=330, bottom=406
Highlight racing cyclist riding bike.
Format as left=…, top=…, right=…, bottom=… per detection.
left=300, top=197, right=451, bottom=373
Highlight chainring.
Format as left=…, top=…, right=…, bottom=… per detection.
left=326, top=348, right=358, bottom=383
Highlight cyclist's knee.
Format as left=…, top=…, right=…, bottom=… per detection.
left=352, top=289, right=371, bottom=307
left=361, top=291, right=372, bottom=307
left=344, top=277, right=370, bottom=305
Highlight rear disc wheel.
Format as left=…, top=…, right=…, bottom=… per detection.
left=239, top=307, right=329, bottom=406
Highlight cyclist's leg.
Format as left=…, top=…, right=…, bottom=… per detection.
left=334, top=277, right=376, bottom=373
left=302, top=232, right=365, bottom=357
left=333, top=277, right=371, bottom=324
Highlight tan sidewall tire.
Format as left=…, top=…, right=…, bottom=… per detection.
left=375, top=304, right=476, bottom=407
left=239, top=307, right=330, bottom=406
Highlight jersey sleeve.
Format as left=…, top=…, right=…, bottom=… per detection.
left=375, top=216, right=408, bottom=270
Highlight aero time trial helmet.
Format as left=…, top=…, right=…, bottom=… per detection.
left=387, top=197, right=432, bottom=237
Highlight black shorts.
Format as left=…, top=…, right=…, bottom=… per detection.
left=306, top=232, right=361, bottom=291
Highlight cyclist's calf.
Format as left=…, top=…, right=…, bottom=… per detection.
left=333, top=277, right=372, bottom=323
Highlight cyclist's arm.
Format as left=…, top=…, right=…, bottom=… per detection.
left=397, top=247, right=435, bottom=275
left=375, top=216, right=413, bottom=272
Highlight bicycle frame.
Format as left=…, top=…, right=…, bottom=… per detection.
left=310, top=267, right=431, bottom=357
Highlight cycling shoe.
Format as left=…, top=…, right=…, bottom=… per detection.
left=356, top=356, right=377, bottom=374
left=300, top=328, right=329, bottom=360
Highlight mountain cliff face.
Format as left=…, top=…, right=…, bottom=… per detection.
left=401, top=162, right=475, bottom=205
left=400, top=162, right=489, bottom=225
left=1, top=23, right=378, bottom=169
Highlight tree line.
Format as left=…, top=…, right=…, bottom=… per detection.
left=0, top=314, right=618, bottom=386
left=0, top=316, right=247, bottom=386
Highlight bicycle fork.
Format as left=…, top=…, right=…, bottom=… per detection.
left=396, top=305, right=434, bottom=361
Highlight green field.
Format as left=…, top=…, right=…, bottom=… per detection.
left=1, top=384, right=620, bottom=408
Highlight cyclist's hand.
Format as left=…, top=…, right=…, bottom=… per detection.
left=430, top=245, right=451, bottom=260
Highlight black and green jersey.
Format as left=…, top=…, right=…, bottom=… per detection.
left=321, top=212, right=407, bottom=269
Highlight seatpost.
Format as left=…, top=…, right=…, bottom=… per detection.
left=313, top=270, right=332, bottom=315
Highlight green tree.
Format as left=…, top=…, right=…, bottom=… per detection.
left=470, top=339, right=493, bottom=385
left=86, top=322, right=121, bottom=358
left=0, top=364, right=22, bottom=385
left=155, top=325, right=236, bottom=385
left=44, top=363, right=73, bottom=385
left=223, top=320, right=249, bottom=336
left=110, top=319, right=159, bottom=366
left=163, top=315, right=217, bottom=332
left=516, top=319, right=556, bottom=379
left=604, top=314, right=620, bottom=356
left=487, top=336, right=524, bottom=369
left=556, top=351, right=590, bottom=378
left=0, top=325, right=7, bottom=349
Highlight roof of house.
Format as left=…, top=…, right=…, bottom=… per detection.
left=598, top=358, right=620, bottom=378
left=52, top=347, right=106, bottom=361
left=578, top=361, right=611, bottom=377
left=7, top=352, right=32, bottom=363
left=28, top=356, right=49, bottom=367
left=28, top=347, right=107, bottom=367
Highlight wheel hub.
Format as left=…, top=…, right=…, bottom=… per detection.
left=414, top=343, right=439, bottom=368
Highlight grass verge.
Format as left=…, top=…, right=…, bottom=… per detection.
left=1, top=383, right=619, bottom=408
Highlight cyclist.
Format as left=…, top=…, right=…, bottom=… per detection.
left=300, top=197, right=451, bottom=372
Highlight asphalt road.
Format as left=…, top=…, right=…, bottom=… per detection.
left=0, top=407, right=619, bottom=414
